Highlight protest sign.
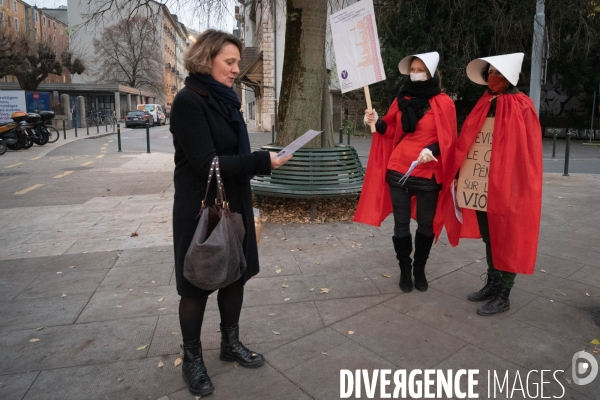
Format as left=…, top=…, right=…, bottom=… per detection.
left=0, top=90, right=27, bottom=120
left=330, top=0, right=386, bottom=132
left=457, top=117, right=494, bottom=211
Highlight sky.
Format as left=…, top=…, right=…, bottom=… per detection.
left=30, top=0, right=235, bottom=33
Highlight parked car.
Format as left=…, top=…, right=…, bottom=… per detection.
left=136, top=104, right=165, bottom=125
left=125, top=110, right=154, bottom=128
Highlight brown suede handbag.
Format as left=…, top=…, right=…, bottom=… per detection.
left=183, top=156, right=247, bottom=290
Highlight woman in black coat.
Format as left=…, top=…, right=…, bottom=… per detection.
left=170, top=29, right=290, bottom=397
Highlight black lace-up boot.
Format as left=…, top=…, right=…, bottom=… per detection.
left=392, top=235, right=413, bottom=293
left=477, top=287, right=511, bottom=316
left=468, top=274, right=501, bottom=302
left=181, top=341, right=214, bottom=396
left=220, top=323, right=264, bottom=368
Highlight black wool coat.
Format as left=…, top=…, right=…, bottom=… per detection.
left=170, top=76, right=271, bottom=298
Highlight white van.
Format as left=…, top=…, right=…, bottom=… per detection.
left=137, top=104, right=166, bottom=125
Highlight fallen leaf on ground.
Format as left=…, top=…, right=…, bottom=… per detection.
left=555, top=289, right=566, bottom=296
left=320, top=288, right=330, bottom=294
left=174, top=358, right=182, bottom=367
left=171, top=332, right=178, bottom=335
left=272, top=331, right=281, bottom=335
left=157, top=297, right=164, bottom=302
left=158, top=308, right=167, bottom=311
left=130, top=232, right=138, bottom=237
left=269, top=313, right=276, bottom=316
left=382, top=274, right=390, bottom=279
left=30, top=338, right=40, bottom=343
left=137, top=344, right=149, bottom=350
left=593, top=348, right=599, bottom=354
left=56, top=271, right=62, bottom=274
left=284, top=297, right=291, bottom=301
left=348, top=331, right=355, bottom=335
left=309, top=288, right=315, bottom=292
left=322, top=352, right=328, bottom=356
left=282, top=284, right=288, bottom=288
left=128, top=288, right=133, bottom=292
left=61, top=293, right=67, bottom=298
left=541, top=269, right=546, bottom=273
left=276, top=269, right=282, bottom=274
left=69, top=266, right=75, bottom=269
left=36, top=326, right=46, bottom=331
left=233, top=361, right=239, bottom=368
left=116, top=305, right=122, bottom=308
left=586, top=293, right=591, bottom=297
left=475, top=260, right=481, bottom=263
left=158, top=361, right=164, bottom=368
left=558, top=196, right=564, bottom=199
left=591, top=339, right=600, bottom=345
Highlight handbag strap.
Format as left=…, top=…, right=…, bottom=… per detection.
left=202, top=156, right=229, bottom=209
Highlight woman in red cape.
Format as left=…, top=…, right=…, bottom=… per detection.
left=445, top=53, right=542, bottom=316
left=354, top=52, right=457, bottom=293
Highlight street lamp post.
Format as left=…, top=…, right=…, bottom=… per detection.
left=529, top=0, right=546, bottom=115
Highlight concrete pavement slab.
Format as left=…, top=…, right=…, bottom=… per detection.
left=0, top=316, right=158, bottom=374
left=0, top=371, right=40, bottom=400
left=114, top=246, right=174, bottom=267
left=567, top=264, right=600, bottom=289
left=0, top=274, right=38, bottom=301
left=382, top=288, right=444, bottom=314
left=406, top=294, right=583, bottom=371
left=98, top=263, right=173, bottom=291
left=0, top=250, right=119, bottom=277
left=314, top=294, right=396, bottom=326
left=532, top=253, right=587, bottom=278
left=330, top=304, right=467, bottom=370
left=16, top=269, right=108, bottom=300
left=0, top=294, right=89, bottom=331
left=76, top=285, right=181, bottom=324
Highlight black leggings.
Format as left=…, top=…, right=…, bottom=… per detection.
left=179, top=279, right=244, bottom=344
left=389, top=185, right=440, bottom=238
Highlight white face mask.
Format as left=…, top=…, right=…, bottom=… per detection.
left=410, top=72, right=428, bottom=82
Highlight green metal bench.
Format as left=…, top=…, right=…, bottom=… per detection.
left=251, top=144, right=365, bottom=220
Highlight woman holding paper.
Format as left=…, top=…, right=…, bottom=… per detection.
left=446, top=53, right=542, bottom=316
left=170, top=30, right=291, bottom=396
left=355, top=52, right=457, bottom=293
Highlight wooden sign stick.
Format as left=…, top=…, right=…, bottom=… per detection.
left=364, top=85, right=376, bottom=133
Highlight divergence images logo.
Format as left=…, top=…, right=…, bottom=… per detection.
left=572, top=351, right=598, bottom=385
left=341, top=70, right=348, bottom=80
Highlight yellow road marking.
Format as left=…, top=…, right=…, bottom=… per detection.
left=102, top=143, right=109, bottom=146
left=108, top=140, right=113, bottom=142
left=54, top=171, right=74, bottom=179
left=96, top=154, right=105, bottom=159
left=31, top=156, right=42, bottom=160
left=100, top=147, right=107, bottom=150
left=81, top=161, right=93, bottom=166
left=5, top=162, right=24, bottom=169
left=15, top=184, right=44, bottom=195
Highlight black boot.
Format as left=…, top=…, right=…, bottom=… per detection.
left=181, top=341, right=214, bottom=396
left=477, top=287, right=511, bottom=316
left=392, top=235, right=413, bottom=293
left=220, top=323, right=264, bottom=368
left=468, top=274, right=501, bottom=302
left=413, top=232, right=434, bottom=292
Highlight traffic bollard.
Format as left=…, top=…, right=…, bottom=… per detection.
left=117, top=124, right=122, bottom=152
left=271, top=125, right=275, bottom=144
left=86, top=124, right=89, bottom=136
left=62, top=120, right=66, bottom=140
left=563, top=132, right=571, bottom=176
left=552, top=133, right=557, bottom=158
left=74, top=122, right=78, bottom=137
left=105, top=120, right=108, bottom=133
left=339, top=128, right=343, bottom=144
left=347, top=129, right=350, bottom=146
left=146, top=123, right=151, bottom=154
left=96, top=122, right=99, bottom=134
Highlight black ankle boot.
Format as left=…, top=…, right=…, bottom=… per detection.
left=181, top=341, right=214, bottom=396
left=392, top=235, right=413, bottom=293
left=220, top=323, right=264, bottom=368
left=468, top=274, right=501, bottom=302
left=477, top=287, right=511, bottom=316
left=413, top=232, right=434, bottom=292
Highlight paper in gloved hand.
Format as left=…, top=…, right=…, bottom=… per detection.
left=276, top=130, right=323, bottom=159
left=398, top=160, right=420, bottom=186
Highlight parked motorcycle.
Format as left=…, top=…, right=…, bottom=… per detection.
left=28, top=111, right=59, bottom=144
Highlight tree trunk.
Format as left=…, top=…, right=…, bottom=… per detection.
left=276, top=0, right=334, bottom=147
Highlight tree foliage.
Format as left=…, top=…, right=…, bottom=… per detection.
left=0, top=29, right=86, bottom=91
left=92, top=16, right=164, bottom=95
left=370, top=0, right=600, bottom=122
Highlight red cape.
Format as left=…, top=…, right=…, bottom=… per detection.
left=353, top=93, right=457, bottom=241
left=445, top=92, right=542, bottom=274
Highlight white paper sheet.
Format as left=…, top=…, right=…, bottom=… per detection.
left=398, top=160, right=419, bottom=186
left=276, top=130, right=323, bottom=159
left=451, top=180, right=464, bottom=223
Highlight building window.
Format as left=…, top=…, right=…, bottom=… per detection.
left=0, top=12, right=4, bottom=27
left=14, top=18, right=18, bottom=31
left=35, top=27, right=38, bottom=39
left=43, top=31, right=46, bottom=41
left=34, top=11, right=38, bottom=22
left=60, top=26, right=63, bottom=35
left=43, top=16, right=45, bottom=25
left=53, top=35, right=56, bottom=45
left=13, top=0, right=17, bottom=13
left=53, top=21, right=56, bottom=30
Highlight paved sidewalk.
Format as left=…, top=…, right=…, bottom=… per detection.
left=0, top=138, right=600, bottom=399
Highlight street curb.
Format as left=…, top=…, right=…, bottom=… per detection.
left=83, top=132, right=117, bottom=139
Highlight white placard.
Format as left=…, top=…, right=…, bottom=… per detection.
left=276, top=130, right=323, bottom=159
left=330, top=0, right=386, bottom=93
left=0, top=90, right=27, bottom=120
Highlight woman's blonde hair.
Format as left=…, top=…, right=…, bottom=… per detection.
left=184, top=29, right=243, bottom=74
